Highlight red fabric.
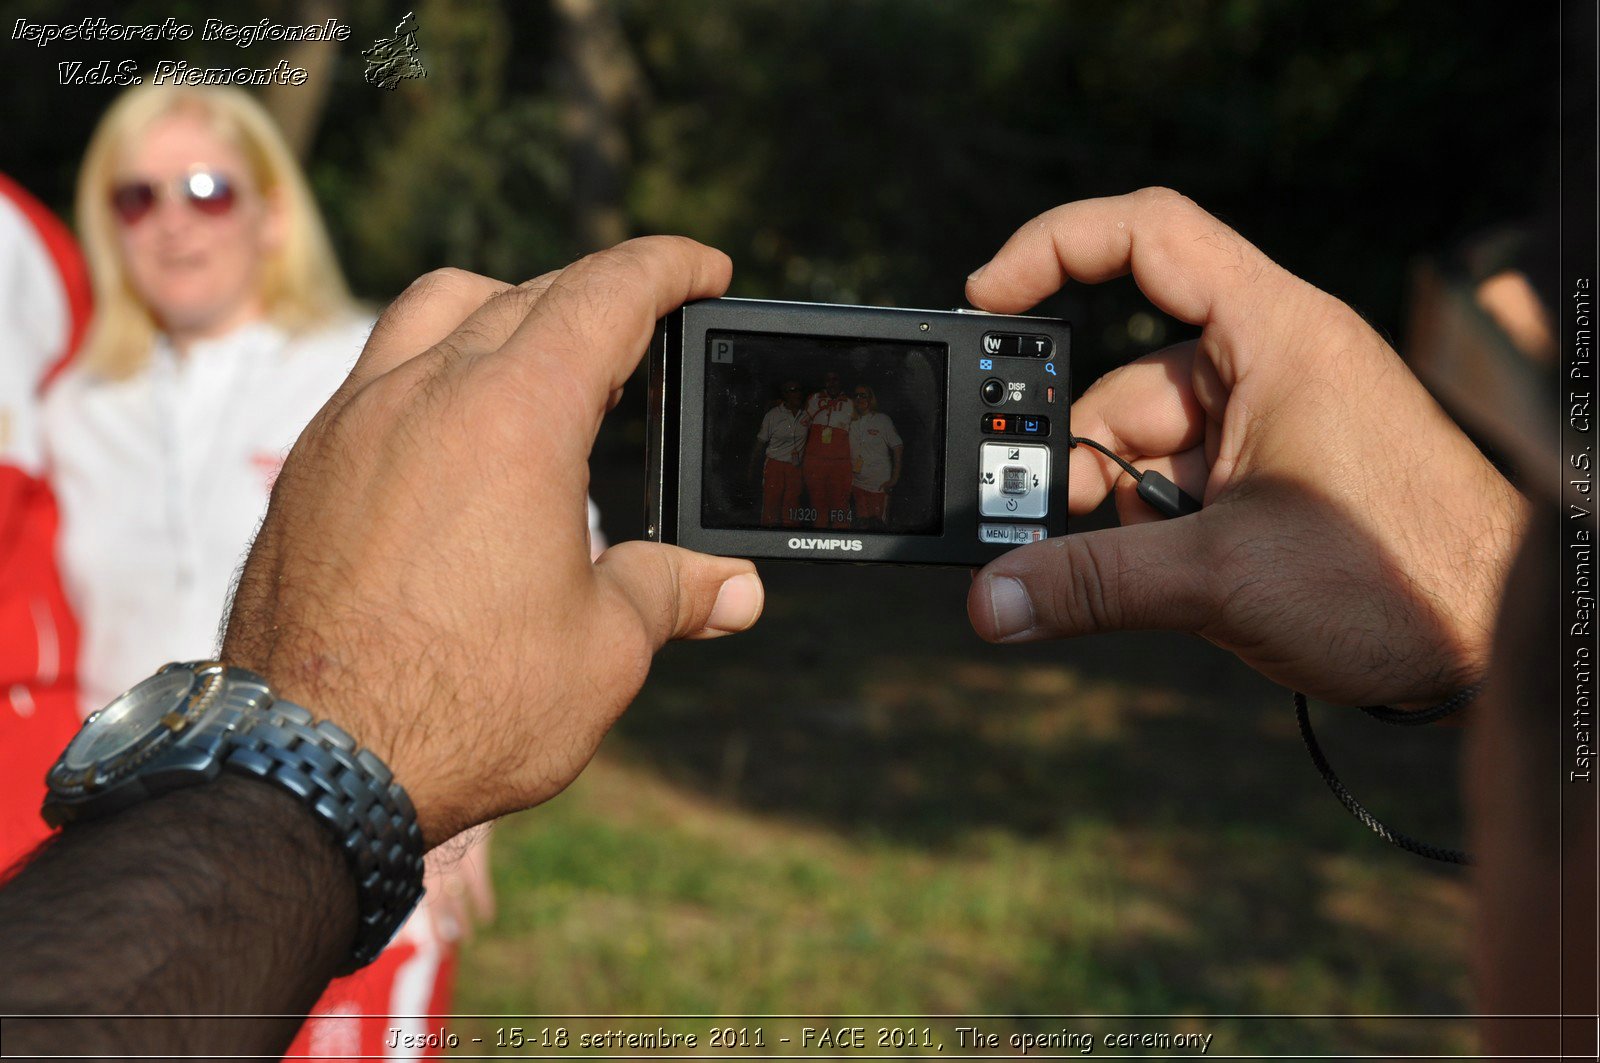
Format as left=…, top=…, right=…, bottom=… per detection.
left=851, top=486, right=887, bottom=523
left=761, top=458, right=804, bottom=526
left=0, top=173, right=92, bottom=396
left=0, top=175, right=87, bottom=876
left=803, top=419, right=851, bottom=460
left=802, top=457, right=853, bottom=529
left=0, top=470, right=82, bottom=874
left=285, top=938, right=458, bottom=1060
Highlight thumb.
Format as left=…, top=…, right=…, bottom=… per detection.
left=969, top=518, right=1215, bottom=641
left=594, top=541, right=765, bottom=646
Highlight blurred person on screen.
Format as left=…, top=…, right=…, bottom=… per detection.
left=846, top=384, right=901, bottom=530
left=750, top=379, right=808, bottom=526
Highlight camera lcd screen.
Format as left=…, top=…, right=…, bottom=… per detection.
left=700, top=330, right=947, bottom=535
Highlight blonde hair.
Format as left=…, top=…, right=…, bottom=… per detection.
left=76, top=85, right=354, bottom=379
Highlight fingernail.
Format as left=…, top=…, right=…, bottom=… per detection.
left=987, top=576, right=1035, bottom=638
left=707, top=572, right=764, bottom=633
left=967, top=262, right=989, bottom=282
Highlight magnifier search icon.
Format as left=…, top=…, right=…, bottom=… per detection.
left=1044, top=362, right=1057, bottom=376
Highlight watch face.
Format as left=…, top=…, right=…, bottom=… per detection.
left=60, top=670, right=196, bottom=772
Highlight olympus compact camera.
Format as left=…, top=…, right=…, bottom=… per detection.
left=645, top=298, right=1071, bottom=565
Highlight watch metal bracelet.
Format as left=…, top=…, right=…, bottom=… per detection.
left=221, top=698, right=427, bottom=971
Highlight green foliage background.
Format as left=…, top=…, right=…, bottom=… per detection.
left=6, top=0, right=1555, bottom=386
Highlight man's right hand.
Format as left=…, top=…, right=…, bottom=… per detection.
left=965, top=189, right=1525, bottom=706
left=222, top=238, right=765, bottom=848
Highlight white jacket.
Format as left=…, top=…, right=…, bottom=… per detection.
left=44, top=317, right=607, bottom=714
left=45, top=319, right=370, bottom=713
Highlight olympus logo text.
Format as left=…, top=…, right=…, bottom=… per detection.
left=787, top=537, right=864, bottom=551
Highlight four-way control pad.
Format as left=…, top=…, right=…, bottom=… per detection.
left=978, top=441, right=1050, bottom=519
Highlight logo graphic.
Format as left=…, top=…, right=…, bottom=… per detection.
left=363, top=11, right=426, bottom=91
left=978, top=358, right=993, bottom=370
left=787, top=537, right=864, bottom=551
left=1045, top=362, right=1057, bottom=376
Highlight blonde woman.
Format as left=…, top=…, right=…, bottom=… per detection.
left=41, top=85, right=506, bottom=1060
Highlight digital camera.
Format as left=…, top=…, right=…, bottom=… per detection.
left=645, top=298, right=1071, bottom=565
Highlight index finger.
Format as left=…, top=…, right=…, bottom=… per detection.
left=966, top=187, right=1291, bottom=333
left=496, top=235, right=733, bottom=405
left=349, top=268, right=512, bottom=392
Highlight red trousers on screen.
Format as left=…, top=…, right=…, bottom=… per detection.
left=761, top=458, right=804, bottom=526
left=851, top=487, right=888, bottom=524
left=803, top=457, right=853, bottom=529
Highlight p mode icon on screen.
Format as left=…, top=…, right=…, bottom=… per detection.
left=646, top=298, right=1070, bottom=565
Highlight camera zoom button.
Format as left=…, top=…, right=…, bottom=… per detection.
left=981, top=333, right=1020, bottom=357
left=982, top=333, right=1054, bottom=358
left=981, top=378, right=1007, bottom=405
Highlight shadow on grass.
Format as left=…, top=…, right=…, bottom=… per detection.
left=565, top=415, right=1476, bottom=1032
left=591, top=410, right=1469, bottom=862
left=613, top=554, right=1467, bottom=859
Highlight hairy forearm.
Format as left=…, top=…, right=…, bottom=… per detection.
left=0, top=775, right=352, bottom=1058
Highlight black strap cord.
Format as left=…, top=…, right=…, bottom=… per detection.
left=1293, top=687, right=1481, bottom=865
left=1068, top=431, right=1474, bottom=863
left=1067, top=435, right=1203, bottom=518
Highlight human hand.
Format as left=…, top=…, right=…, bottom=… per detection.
left=221, top=238, right=766, bottom=846
left=965, top=189, right=1524, bottom=705
left=423, top=829, right=495, bottom=940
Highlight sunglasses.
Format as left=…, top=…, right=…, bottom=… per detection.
left=110, top=170, right=237, bottom=225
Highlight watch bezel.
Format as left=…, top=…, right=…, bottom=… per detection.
left=48, top=661, right=229, bottom=798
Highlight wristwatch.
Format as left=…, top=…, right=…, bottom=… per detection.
left=43, top=660, right=426, bottom=971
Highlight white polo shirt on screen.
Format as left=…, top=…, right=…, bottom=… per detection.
left=756, top=404, right=807, bottom=464
left=848, top=411, right=902, bottom=491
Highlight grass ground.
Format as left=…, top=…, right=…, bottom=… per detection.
left=449, top=429, right=1477, bottom=1057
